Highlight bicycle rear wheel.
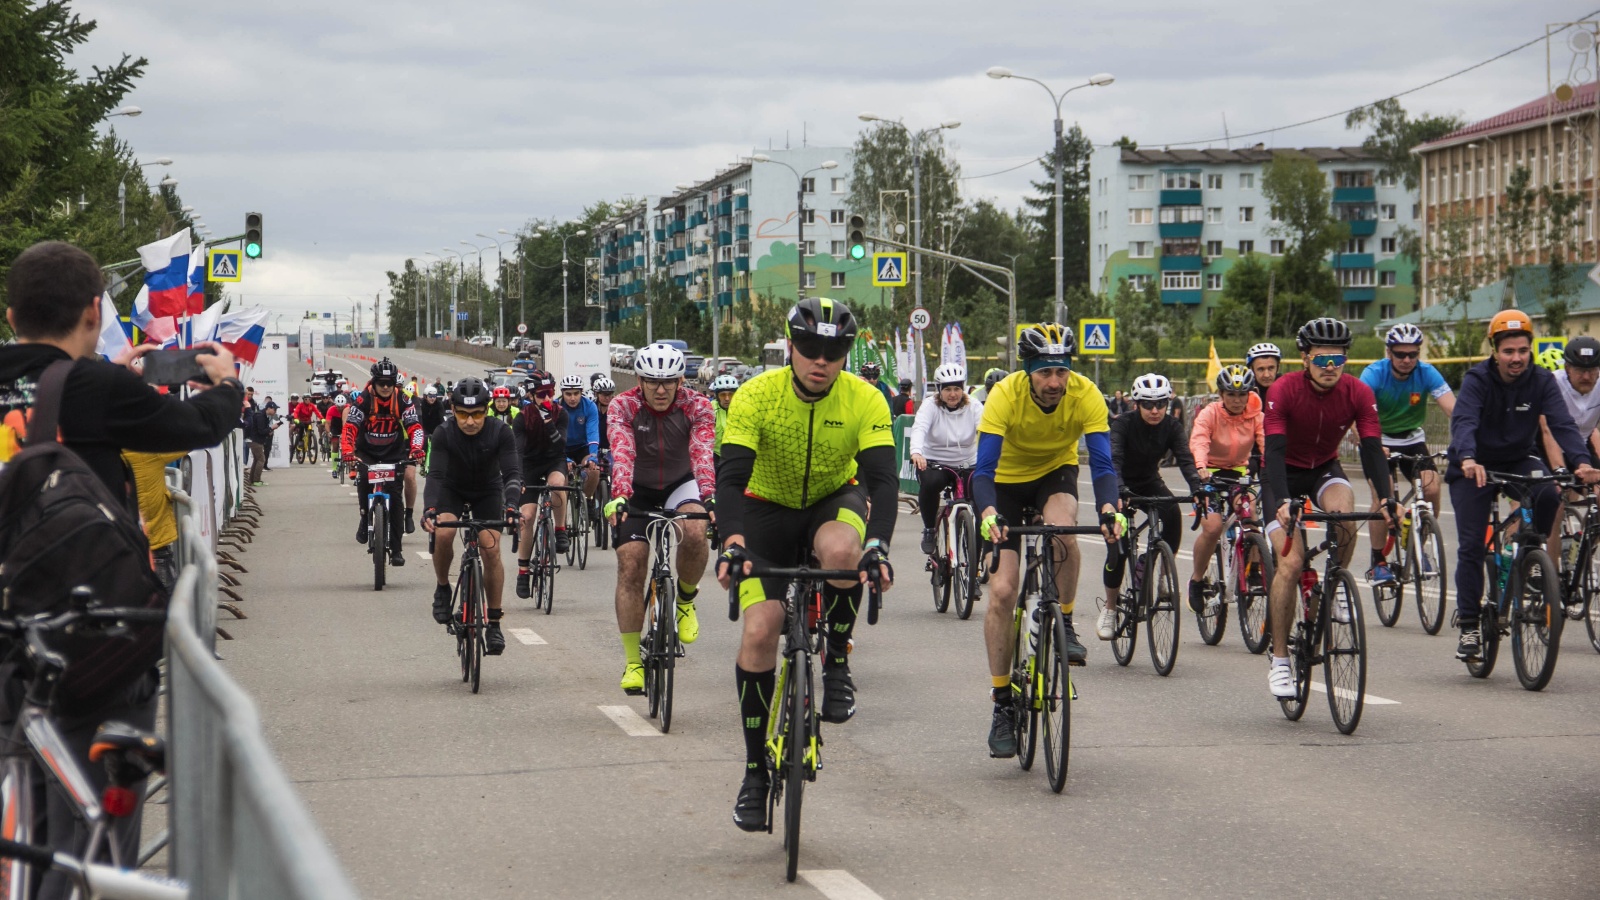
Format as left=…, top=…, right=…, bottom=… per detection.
left=782, top=655, right=810, bottom=883
left=1280, top=579, right=1311, bottom=722
left=1323, top=568, right=1366, bottom=734
left=1196, top=544, right=1227, bottom=645
left=953, top=506, right=979, bottom=620
left=575, top=501, right=590, bottom=570
left=1371, top=579, right=1402, bottom=628
left=565, top=495, right=581, bottom=566
left=1146, top=542, right=1180, bottom=675
left=1042, top=608, right=1071, bottom=793
left=1413, top=512, right=1448, bottom=635
left=1467, top=599, right=1500, bottom=678
left=371, top=503, right=386, bottom=591
left=1237, top=532, right=1273, bottom=654
left=1111, top=555, right=1137, bottom=666
left=594, top=477, right=612, bottom=550
left=469, top=558, right=485, bottom=694
left=1511, top=548, right=1563, bottom=691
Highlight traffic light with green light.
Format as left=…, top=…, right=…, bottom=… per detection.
left=244, top=212, right=264, bottom=258
left=847, top=214, right=867, bottom=260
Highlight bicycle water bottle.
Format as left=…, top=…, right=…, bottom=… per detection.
left=1399, top=511, right=1412, bottom=551
left=1299, top=569, right=1318, bottom=619
left=1496, top=542, right=1514, bottom=595
left=1133, top=551, right=1147, bottom=590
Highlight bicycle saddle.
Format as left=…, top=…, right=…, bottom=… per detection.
left=88, top=721, right=167, bottom=779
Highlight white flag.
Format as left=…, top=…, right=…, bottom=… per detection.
left=950, top=322, right=967, bottom=372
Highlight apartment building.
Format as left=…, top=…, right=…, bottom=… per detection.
left=595, top=199, right=656, bottom=323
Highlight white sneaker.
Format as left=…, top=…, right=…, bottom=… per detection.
left=1332, top=593, right=1352, bottom=624
left=1096, top=605, right=1117, bottom=641
left=1268, top=662, right=1296, bottom=698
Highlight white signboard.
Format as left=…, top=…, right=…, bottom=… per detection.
left=297, top=323, right=313, bottom=362
left=310, top=328, right=327, bottom=371
left=542, top=331, right=611, bottom=383
left=247, top=334, right=293, bottom=468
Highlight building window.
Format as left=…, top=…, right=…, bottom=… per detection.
left=1204, top=240, right=1223, bottom=258
left=1343, top=303, right=1368, bottom=320
left=1240, top=173, right=1255, bottom=189
left=801, top=240, right=816, bottom=256
left=1206, top=273, right=1223, bottom=290
left=831, top=272, right=846, bottom=288
left=1239, top=240, right=1255, bottom=254
left=829, top=209, right=845, bottom=225
left=1376, top=172, right=1397, bottom=188
left=1240, top=207, right=1255, bottom=223
left=801, top=208, right=816, bottom=224
left=1379, top=203, right=1396, bottom=221
left=1412, top=203, right=1420, bottom=219
left=1129, top=241, right=1153, bottom=258
left=1343, top=238, right=1367, bottom=254
left=1205, top=173, right=1223, bottom=190
left=1129, top=208, right=1153, bottom=225
left=1157, top=206, right=1205, bottom=224
left=1379, top=270, right=1397, bottom=287
left=1337, top=268, right=1376, bottom=287
left=1130, top=174, right=1153, bottom=191
left=1163, top=239, right=1200, bottom=257
left=1127, top=274, right=1153, bottom=291
left=800, top=177, right=815, bottom=194
left=1269, top=239, right=1285, bottom=255
left=1380, top=237, right=1397, bottom=254
left=1334, top=171, right=1374, bottom=188
left=1161, top=270, right=1201, bottom=291
left=1380, top=303, right=1397, bottom=319
left=1162, top=171, right=1200, bottom=189
left=1205, top=207, right=1223, bottom=224
left=830, top=240, right=845, bottom=256
left=802, top=272, right=816, bottom=288
left=830, top=177, right=845, bottom=193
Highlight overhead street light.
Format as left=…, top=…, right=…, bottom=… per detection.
left=138, top=158, right=172, bottom=167
left=854, top=114, right=961, bottom=327
left=108, top=106, right=142, bottom=118
left=158, top=177, right=178, bottom=189
left=559, top=227, right=589, bottom=332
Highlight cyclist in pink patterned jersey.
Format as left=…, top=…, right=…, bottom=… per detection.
left=603, top=343, right=718, bottom=694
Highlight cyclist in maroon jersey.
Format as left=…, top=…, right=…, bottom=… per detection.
left=1261, top=318, right=1392, bottom=699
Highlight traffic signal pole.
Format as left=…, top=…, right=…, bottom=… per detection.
left=866, top=232, right=1020, bottom=370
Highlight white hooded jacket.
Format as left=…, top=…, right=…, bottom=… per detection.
left=909, top=395, right=983, bottom=467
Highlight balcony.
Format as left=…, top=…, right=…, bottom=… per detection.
left=653, top=228, right=666, bottom=242
left=1160, top=189, right=1201, bottom=206
left=1332, top=187, right=1376, bottom=204
left=735, top=257, right=750, bottom=273
left=735, top=288, right=750, bottom=303
left=1163, top=289, right=1203, bottom=306
left=716, top=199, right=732, bottom=217
left=718, top=230, right=733, bottom=247
left=736, top=224, right=750, bottom=241
left=734, top=194, right=749, bottom=211
left=1159, top=254, right=1204, bottom=271
left=1332, top=253, right=1374, bottom=269
left=1158, top=222, right=1203, bottom=239
left=1347, top=219, right=1377, bottom=237
left=687, top=212, right=706, bottom=228
left=716, top=290, right=733, bottom=308
left=1342, top=287, right=1376, bottom=303
left=667, top=221, right=685, bottom=236
left=716, top=261, right=733, bottom=278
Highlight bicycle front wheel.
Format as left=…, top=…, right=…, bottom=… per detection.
left=594, top=477, right=611, bottom=550
left=1196, top=542, right=1227, bottom=646
left=1146, top=542, right=1180, bottom=676
left=1010, top=596, right=1039, bottom=772
left=1280, top=576, right=1311, bottom=722
left=1511, top=548, right=1563, bottom=691
left=469, top=558, right=485, bottom=694
left=539, top=517, right=556, bottom=614
left=1323, top=568, right=1366, bottom=734
left=371, top=503, right=386, bottom=591
left=1413, top=512, right=1448, bottom=635
left=930, top=517, right=950, bottom=614
left=565, top=496, right=581, bottom=566
left=782, top=656, right=810, bottom=883
left=954, top=505, right=979, bottom=620
left=644, top=580, right=664, bottom=719
left=1237, top=532, right=1273, bottom=654
left=456, top=563, right=473, bottom=683
left=1042, top=608, right=1071, bottom=793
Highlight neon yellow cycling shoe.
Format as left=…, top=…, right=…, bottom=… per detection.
left=620, top=663, right=645, bottom=695
left=677, top=600, right=700, bottom=645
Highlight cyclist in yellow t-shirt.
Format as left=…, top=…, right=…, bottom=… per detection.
left=714, top=297, right=897, bottom=834
left=972, top=323, right=1122, bottom=759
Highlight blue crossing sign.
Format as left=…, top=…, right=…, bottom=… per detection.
left=1079, top=318, right=1115, bottom=356
left=206, top=249, right=242, bottom=283
left=872, top=252, right=908, bottom=287
left=1537, top=337, right=1566, bottom=356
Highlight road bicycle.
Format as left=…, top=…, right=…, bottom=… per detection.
left=1193, top=471, right=1274, bottom=653
left=726, top=560, right=882, bottom=882
left=360, top=460, right=412, bottom=591
left=991, top=514, right=1100, bottom=794
left=565, top=462, right=591, bottom=570
left=923, top=465, right=980, bottom=620
left=1277, top=503, right=1384, bottom=734
left=1554, top=485, right=1600, bottom=654
left=0, top=593, right=186, bottom=898
left=1107, top=493, right=1185, bottom=676
left=522, top=485, right=583, bottom=614
left=1465, top=471, right=1568, bottom=691
left=634, top=506, right=711, bottom=733
left=592, top=451, right=613, bottom=551
left=432, top=515, right=514, bottom=694
left=1370, top=452, right=1449, bottom=634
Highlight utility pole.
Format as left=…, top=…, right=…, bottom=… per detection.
left=374, top=293, right=381, bottom=350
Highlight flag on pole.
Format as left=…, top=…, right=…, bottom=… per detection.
left=949, top=322, right=967, bottom=372
left=188, top=297, right=228, bottom=346
left=216, top=307, right=271, bottom=364
left=1205, top=337, right=1223, bottom=388
left=185, top=246, right=207, bottom=315
left=94, top=292, right=132, bottom=360
left=137, top=232, right=193, bottom=318
left=130, top=286, right=178, bottom=344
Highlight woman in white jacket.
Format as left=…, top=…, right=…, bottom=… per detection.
left=910, top=363, right=984, bottom=555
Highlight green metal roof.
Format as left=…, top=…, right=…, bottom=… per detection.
left=1376, top=264, right=1600, bottom=331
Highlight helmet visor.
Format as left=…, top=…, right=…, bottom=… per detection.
left=791, top=334, right=850, bottom=363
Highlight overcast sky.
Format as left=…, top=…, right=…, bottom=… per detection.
left=75, top=0, right=1596, bottom=328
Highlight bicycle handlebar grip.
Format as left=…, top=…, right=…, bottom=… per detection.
left=727, top=583, right=740, bottom=622
left=867, top=584, right=881, bottom=626
left=0, top=837, right=56, bottom=870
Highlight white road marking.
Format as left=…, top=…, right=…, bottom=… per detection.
left=1310, top=681, right=1400, bottom=705
left=507, top=628, right=545, bottom=645
left=349, top=492, right=358, bottom=497
left=598, top=705, right=660, bottom=737
left=800, top=871, right=885, bottom=900
left=416, top=552, right=432, bottom=561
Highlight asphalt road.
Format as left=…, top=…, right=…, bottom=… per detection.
left=222, top=347, right=1600, bottom=898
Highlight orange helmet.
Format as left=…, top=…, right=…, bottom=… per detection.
left=1487, top=309, right=1533, bottom=346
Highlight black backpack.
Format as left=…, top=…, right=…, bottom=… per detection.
left=0, top=361, right=166, bottom=715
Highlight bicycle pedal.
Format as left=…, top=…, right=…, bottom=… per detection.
left=1067, top=658, right=1086, bottom=667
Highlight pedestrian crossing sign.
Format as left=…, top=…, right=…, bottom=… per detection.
left=207, top=249, right=242, bottom=283
left=1079, top=318, right=1114, bottom=355
left=872, top=252, right=908, bottom=287
left=1537, top=337, right=1566, bottom=356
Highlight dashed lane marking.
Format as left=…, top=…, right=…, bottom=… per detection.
left=1310, top=681, right=1400, bottom=705
left=800, top=870, right=885, bottom=900
left=598, top=705, right=660, bottom=737
left=416, top=552, right=432, bottom=562
left=507, top=628, right=545, bottom=645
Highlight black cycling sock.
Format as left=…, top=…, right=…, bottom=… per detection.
left=735, top=665, right=775, bottom=767
left=823, top=584, right=862, bottom=667
left=1371, top=548, right=1385, bottom=568
left=488, top=608, right=503, bottom=621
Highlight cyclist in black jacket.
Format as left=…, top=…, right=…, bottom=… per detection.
left=422, top=378, right=523, bottom=654
left=514, top=370, right=574, bottom=596
left=1099, top=374, right=1203, bottom=641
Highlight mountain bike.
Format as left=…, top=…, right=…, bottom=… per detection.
left=0, top=593, right=185, bottom=898
left=1554, top=486, right=1600, bottom=654
left=1277, top=503, right=1384, bottom=734
left=433, top=515, right=513, bottom=694
left=1194, top=471, right=1274, bottom=653
left=634, top=506, right=711, bottom=733
left=924, top=465, right=980, bottom=619
left=1370, top=452, right=1449, bottom=634
left=291, top=422, right=315, bottom=464
left=592, top=451, right=613, bottom=551
left=991, top=514, right=1100, bottom=794
left=524, top=485, right=583, bottom=614
left=726, top=561, right=883, bottom=882
left=1465, top=471, right=1568, bottom=691
left=360, top=460, right=412, bottom=591
left=1107, top=493, right=1185, bottom=676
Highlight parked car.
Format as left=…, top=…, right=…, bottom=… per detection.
left=695, top=356, right=741, bottom=385
left=683, top=355, right=705, bottom=380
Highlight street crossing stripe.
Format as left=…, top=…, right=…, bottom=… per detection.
left=598, top=705, right=660, bottom=737
left=416, top=552, right=432, bottom=561
left=507, top=628, right=545, bottom=645
left=1311, top=681, right=1399, bottom=705
left=800, top=871, right=885, bottom=900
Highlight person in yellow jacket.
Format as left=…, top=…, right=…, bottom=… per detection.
left=122, top=450, right=189, bottom=591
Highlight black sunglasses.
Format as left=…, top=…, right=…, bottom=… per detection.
left=1389, top=350, right=1419, bottom=360
left=1137, top=399, right=1166, bottom=410
left=791, top=335, right=850, bottom=362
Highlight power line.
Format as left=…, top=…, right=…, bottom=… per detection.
left=960, top=155, right=1045, bottom=181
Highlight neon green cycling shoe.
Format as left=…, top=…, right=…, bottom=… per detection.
left=677, top=600, right=700, bottom=645
left=620, top=663, right=645, bottom=695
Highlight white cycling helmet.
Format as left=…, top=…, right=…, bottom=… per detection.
left=709, top=374, right=740, bottom=392
left=933, top=363, right=966, bottom=387
left=1385, top=323, right=1425, bottom=346
left=1129, top=373, right=1174, bottom=402
left=423, top=384, right=439, bottom=397
left=559, top=374, right=585, bottom=390
left=333, top=394, right=348, bottom=408
left=592, top=376, right=616, bottom=393
left=634, top=342, right=686, bottom=379
left=1245, top=342, right=1282, bottom=363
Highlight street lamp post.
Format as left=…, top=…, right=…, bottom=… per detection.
left=674, top=184, right=749, bottom=372
left=461, top=240, right=488, bottom=339
left=987, top=67, right=1113, bottom=324
left=478, top=232, right=518, bottom=347
left=857, top=115, right=960, bottom=325
left=752, top=155, right=838, bottom=304
left=560, top=228, right=589, bottom=332
left=439, top=248, right=467, bottom=340
left=121, top=158, right=173, bottom=228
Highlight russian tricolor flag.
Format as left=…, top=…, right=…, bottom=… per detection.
left=138, top=232, right=203, bottom=318
left=131, top=286, right=178, bottom=343
left=216, top=307, right=270, bottom=364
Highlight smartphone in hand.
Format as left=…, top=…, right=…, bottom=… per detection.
left=141, top=348, right=216, bottom=387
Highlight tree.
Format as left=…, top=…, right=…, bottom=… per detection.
left=1018, top=124, right=1094, bottom=309
left=1493, top=166, right=1539, bottom=311
left=1262, top=153, right=1344, bottom=316
left=1426, top=205, right=1481, bottom=315
left=1539, top=181, right=1583, bottom=336
left=847, top=122, right=961, bottom=256
left=1204, top=254, right=1275, bottom=339
left=1344, top=99, right=1464, bottom=192
left=945, top=199, right=1029, bottom=318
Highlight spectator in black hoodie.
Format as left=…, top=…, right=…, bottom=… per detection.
left=0, top=241, right=243, bottom=897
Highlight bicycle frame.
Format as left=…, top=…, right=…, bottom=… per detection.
left=1113, top=495, right=1183, bottom=618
